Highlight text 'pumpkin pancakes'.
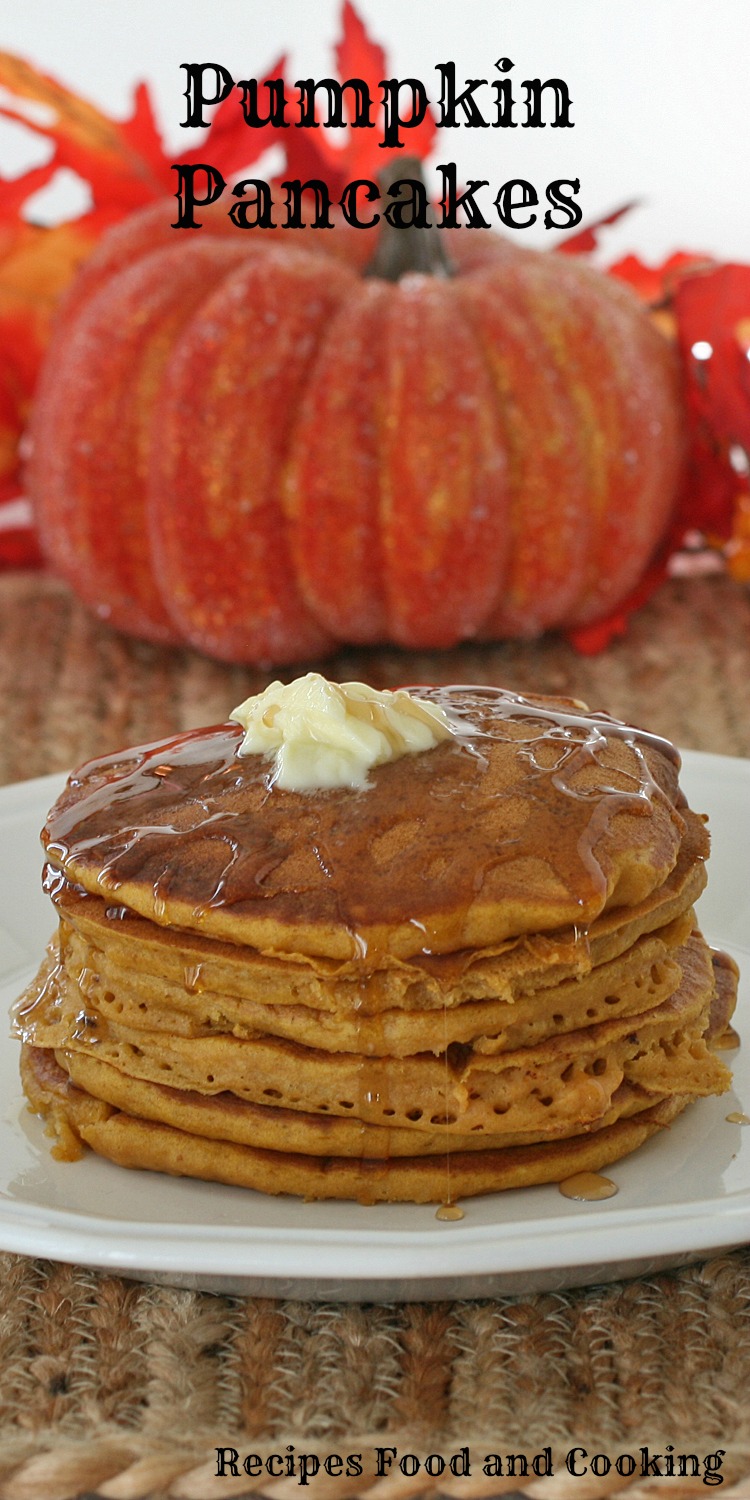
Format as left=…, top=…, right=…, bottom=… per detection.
left=14, top=677, right=738, bottom=1204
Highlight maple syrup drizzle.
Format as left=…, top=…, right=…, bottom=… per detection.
left=717, top=1026, right=741, bottom=1051
left=558, top=1171, right=618, bottom=1201
left=441, top=966, right=455, bottom=1222
left=725, top=1112, right=750, bottom=1125
left=712, top=948, right=740, bottom=973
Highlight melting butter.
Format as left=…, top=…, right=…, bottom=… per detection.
left=230, top=674, right=456, bottom=791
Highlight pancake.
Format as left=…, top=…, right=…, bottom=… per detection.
left=57, top=916, right=692, bottom=1056
left=17, top=929, right=727, bottom=1137
left=45, top=812, right=706, bottom=1029
left=38, top=1053, right=673, bottom=1158
left=20, top=1047, right=691, bottom=1203
left=41, top=687, right=687, bottom=962
left=15, top=681, right=737, bottom=1203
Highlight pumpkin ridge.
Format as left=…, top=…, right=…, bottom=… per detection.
left=280, top=277, right=391, bottom=644
left=493, top=255, right=626, bottom=624
left=377, top=272, right=511, bottom=648
left=456, top=256, right=593, bottom=635
left=27, top=238, right=252, bottom=643
left=146, top=245, right=357, bottom=663
left=550, top=263, right=685, bottom=625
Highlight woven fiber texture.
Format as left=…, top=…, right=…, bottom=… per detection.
left=1, top=569, right=750, bottom=1497
left=1, top=1251, right=750, bottom=1499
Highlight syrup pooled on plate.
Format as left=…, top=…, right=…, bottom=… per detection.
left=436, top=1203, right=465, bottom=1222
left=558, top=1172, right=619, bottom=1202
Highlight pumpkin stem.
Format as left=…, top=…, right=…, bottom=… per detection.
left=364, top=157, right=456, bottom=281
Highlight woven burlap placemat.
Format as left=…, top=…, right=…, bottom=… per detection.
left=1, top=1250, right=750, bottom=1498
left=1, top=569, right=750, bottom=1498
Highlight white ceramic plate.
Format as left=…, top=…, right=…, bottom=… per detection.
left=1, top=754, right=749, bottom=1301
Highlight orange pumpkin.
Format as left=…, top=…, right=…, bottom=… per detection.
left=26, top=199, right=684, bottom=663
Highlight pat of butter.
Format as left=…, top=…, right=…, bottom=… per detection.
left=230, top=673, right=455, bottom=791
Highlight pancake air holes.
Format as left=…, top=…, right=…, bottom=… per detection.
left=382, top=1107, right=396, bottom=1116
left=604, top=995, right=620, bottom=1006
left=338, top=1100, right=354, bottom=1109
left=263, top=1088, right=282, bottom=1098
left=406, top=1108, right=423, bottom=1121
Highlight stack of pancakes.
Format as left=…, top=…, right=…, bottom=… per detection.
left=15, top=686, right=737, bottom=1203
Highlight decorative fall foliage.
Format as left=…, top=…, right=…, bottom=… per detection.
left=0, top=44, right=286, bottom=564
left=2, top=2, right=750, bottom=654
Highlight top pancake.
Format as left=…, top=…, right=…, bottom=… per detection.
left=42, top=686, right=689, bottom=962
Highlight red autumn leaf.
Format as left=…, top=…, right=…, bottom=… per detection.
left=336, top=0, right=437, bottom=171
left=608, top=250, right=711, bottom=306
left=284, top=0, right=437, bottom=194
left=674, top=424, right=743, bottom=544
left=588, top=251, right=750, bottom=586
left=0, top=160, right=59, bottom=222
left=0, top=52, right=286, bottom=212
left=0, top=53, right=167, bottom=211
left=335, top=0, right=388, bottom=91
left=674, top=263, right=750, bottom=451
left=556, top=200, right=639, bottom=256
left=177, top=56, right=288, bottom=176
left=644, top=263, right=750, bottom=561
left=0, top=45, right=287, bottom=554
